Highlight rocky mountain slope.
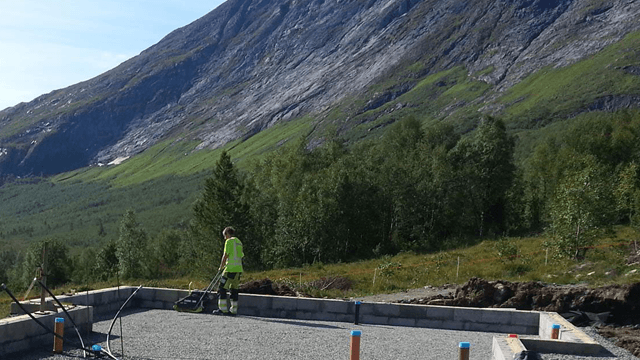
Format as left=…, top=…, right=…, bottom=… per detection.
left=1, top=0, right=639, bottom=176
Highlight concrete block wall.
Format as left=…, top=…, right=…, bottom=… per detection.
left=10, top=286, right=138, bottom=319
left=525, top=312, right=602, bottom=355
left=0, top=305, right=92, bottom=357
left=238, top=294, right=541, bottom=334
left=491, top=312, right=604, bottom=360
left=3, top=286, right=604, bottom=359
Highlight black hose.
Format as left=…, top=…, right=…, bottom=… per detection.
left=36, top=279, right=87, bottom=358
left=107, top=285, right=142, bottom=358
left=0, top=283, right=100, bottom=356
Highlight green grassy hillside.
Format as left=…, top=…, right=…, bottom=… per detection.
left=1, top=32, right=639, bottom=298
left=3, top=225, right=638, bottom=319
left=0, top=117, right=315, bottom=253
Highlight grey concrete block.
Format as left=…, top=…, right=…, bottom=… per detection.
left=322, top=299, right=349, bottom=314
left=294, top=311, right=314, bottom=320
left=438, top=320, right=466, bottom=331
left=454, top=308, right=483, bottom=322
left=415, top=318, right=445, bottom=329
left=389, top=317, right=416, bottom=327
left=465, top=322, right=503, bottom=333
left=361, top=315, right=389, bottom=325
left=73, top=292, right=94, bottom=305
left=334, top=314, right=354, bottom=323
left=4, top=338, right=30, bottom=356
left=273, top=296, right=297, bottom=311
left=398, top=304, right=429, bottom=319
left=426, top=305, right=455, bottom=320
left=492, top=336, right=526, bottom=360
left=480, top=309, right=513, bottom=324
left=510, top=311, right=539, bottom=328
left=137, top=288, right=157, bottom=302
left=280, top=310, right=295, bottom=319
left=370, top=303, right=400, bottom=317
left=2, top=323, right=23, bottom=343
left=239, top=307, right=260, bottom=316
left=154, top=288, right=184, bottom=303
left=297, top=298, right=321, bottom=312
left=508, top=325, right=537, bottom=336
left=239, top=294, right=270, bottom=309
left=310, top=311, right=337, bottom=322
left=139, top=300, right=165, bottom=309
left=0, top=321, right=7, bottom=343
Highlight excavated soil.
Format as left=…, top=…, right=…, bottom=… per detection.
left=396, top=278, right=640, bottom=357
left=239, top=278, right=298, bottom=296
left=240, top=277, right=640, bottom=356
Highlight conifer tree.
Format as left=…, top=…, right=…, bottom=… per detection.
left=191, top=151, right=251, bottom=274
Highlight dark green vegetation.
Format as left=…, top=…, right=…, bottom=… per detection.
left=1, top=31, right=640, bottom=301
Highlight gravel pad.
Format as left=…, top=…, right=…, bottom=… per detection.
left=14, top=309, right=501, bottom=360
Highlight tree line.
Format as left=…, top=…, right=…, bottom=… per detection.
left=2, top=110, right=640, bottom=290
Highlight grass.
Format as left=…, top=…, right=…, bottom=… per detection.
left=0, top=115, right=315, bottom=252
left=247, top=226, right=640, bottom=298
left=52, top=116, right=314, bottom=188
left=340, top=65, right=492, bottom=142
left=3, top=226, right=638, bottom=319
left=499, top=31, right=640, bottom=128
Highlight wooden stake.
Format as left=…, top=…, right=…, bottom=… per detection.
left=53, top=318, right=64, bottom=353
left=551, top=324, right=560, bottom=339
left=459, top=342, right=470, bottom=360
left=350, top=330, right=361, bottom=360
left=545, top=249, right=548, bottom=266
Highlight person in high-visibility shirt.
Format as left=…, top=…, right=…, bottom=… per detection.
left=213, top=226, right=244, bottom=316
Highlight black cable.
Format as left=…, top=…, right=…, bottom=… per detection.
left=107, top=285, right=142, bottom=359
left=36, top=279, right=87, bottom=358
left=0, top=283, right=100, bottom=356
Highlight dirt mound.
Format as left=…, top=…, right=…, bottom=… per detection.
left=402, top=277, right=640, bottom=356
left=432, top=277, right=640, bottom=325
left=239, top=278, right=297, bottom=296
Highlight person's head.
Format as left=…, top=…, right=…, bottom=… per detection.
left=222, top=226, right=235, bottom=239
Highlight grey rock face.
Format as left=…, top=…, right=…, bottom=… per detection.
left=1, top=0, right=640, bottom=176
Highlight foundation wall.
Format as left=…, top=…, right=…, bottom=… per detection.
left=2, top=287, right=601, bottom=359
left=0, top=305, right=92, bottom=357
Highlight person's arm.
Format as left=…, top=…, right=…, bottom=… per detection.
left=219, top=253, right=228, bottom=271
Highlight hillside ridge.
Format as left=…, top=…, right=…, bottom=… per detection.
left=1, top=0, right=639, bottom=176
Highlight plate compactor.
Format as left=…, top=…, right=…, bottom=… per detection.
left=173, top=270, right=223, bottom=313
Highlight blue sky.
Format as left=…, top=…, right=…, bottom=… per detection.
left=0, top=0, right=225, bottom=111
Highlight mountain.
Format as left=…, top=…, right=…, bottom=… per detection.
left=1, top=0, right=640, bottom=177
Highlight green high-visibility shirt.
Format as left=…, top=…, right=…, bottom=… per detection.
left=224, top=237, right=244, bottom=273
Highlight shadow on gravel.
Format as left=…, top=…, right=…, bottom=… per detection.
left=249, top=316, right=347, bottom=330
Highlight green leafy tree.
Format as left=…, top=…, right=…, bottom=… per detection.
left=550, top=154, right=613, bottom=259
left=71, top=248, right=97, bottom=284
left=116, top=209, right=148, bottom=279
left=0, top=249, right=20, bottom=286
left=522, top=138, right=561, bottom=230
left=451, top=116, right=515, bottom=237
left=615, top=162, right=640, bottom=227
left=21, top=239, right=72, bottom=288
left=148, top=229, right=186, bottom=278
